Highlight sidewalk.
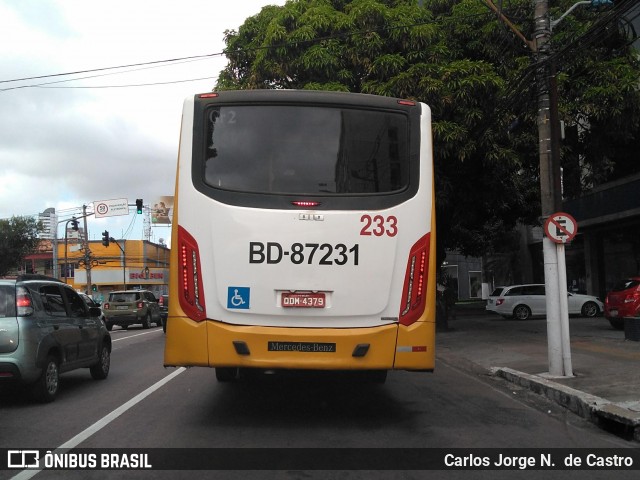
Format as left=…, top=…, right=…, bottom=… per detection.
left=435, top=303, right=640, bottom=442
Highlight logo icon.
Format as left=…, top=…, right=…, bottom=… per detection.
left=227, top=287, right=250, bottom=309
left=8, top=450, right=40, bottom=468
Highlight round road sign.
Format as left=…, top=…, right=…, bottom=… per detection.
left=544, top=212, right=578, bottom=244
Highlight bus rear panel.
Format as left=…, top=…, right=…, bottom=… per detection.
left=164, top=90, right=436, bottom=376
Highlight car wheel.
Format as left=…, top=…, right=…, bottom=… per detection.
left=581, top=301, right=599, bottom=318
left=607, top=317, right=624, bottom=330
left=162, top=319, right=167, bottom=334
left=90, top=342, right=111, bottom=380
left=32, top=355, right=59, bottom=403
left=215, top=367, right=239, bottom=382
left=142, top=313, right=151, bottom=329
left=106, top=322, right=113, bottom=331
left=513, top=304, right=531, bottom=320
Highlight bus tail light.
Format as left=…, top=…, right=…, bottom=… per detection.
left=178, top=225, right=207, bottom=322
left=399, top=233, right=430, bottom=326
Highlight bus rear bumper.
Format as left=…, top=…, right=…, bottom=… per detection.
left=164, top=316, right=435, bottom=371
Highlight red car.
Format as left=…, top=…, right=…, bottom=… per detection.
left=604, top=277, right=640, bottom=330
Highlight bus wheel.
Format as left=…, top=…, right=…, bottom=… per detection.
left=215, top=367, right=239, bottom=382
left=367, top=370, right=388, bottom=384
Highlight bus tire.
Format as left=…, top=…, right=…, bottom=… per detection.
left=367, top=370, right=388, bottom=384
left=215, top=367, right=239, bottom=382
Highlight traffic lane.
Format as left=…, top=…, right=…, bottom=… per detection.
left=15, top=358, right=639, bottom=480
left=0, top=327, right=166, bottom=448
left=75, top=361, right=632, bottom=450
left=34, top=363, right=639, bottom=480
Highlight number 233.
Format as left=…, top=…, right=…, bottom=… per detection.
left=360, top=215, right=398, bottom=237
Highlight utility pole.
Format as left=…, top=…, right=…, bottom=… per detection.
left=83, top=204, right=92, bottom=294
left=484, top=0, right=570, bottom=376
left=533, top=0, right=569, bottom=377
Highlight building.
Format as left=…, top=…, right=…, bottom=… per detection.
left=21, top=239, right=170, bottom=302
left=563, top=172, right=640, bottom=298
left=37, top=207, right=56, bottom=239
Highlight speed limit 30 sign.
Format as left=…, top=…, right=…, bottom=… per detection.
left=544, top=212, right=578, bottom=244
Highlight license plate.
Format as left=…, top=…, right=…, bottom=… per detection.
left=282, top=292, right=325, bottom=308
left=116, top=305, right=129, bottom=310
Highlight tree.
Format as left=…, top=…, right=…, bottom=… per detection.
left=217, top=0, right=640, bottom=261
left=0, top=216, right=43, bottom=276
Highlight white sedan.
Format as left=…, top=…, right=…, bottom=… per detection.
left=491, top=284, right=604, bottom=320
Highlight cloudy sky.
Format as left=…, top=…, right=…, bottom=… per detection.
left=0, top=0, right=285, bottom=243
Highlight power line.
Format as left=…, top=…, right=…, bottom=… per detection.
left=0, top=53, right=222, bottom=85
left=1, top=12, right=496, bottom=92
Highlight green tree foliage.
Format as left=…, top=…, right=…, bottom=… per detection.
left=217, top=0, right=640, bottom=260
left=0, top=216, right=43, bottom=276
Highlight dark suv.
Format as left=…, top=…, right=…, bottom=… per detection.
left=0, top=275, right=111, bottom=402
left=102, top=290, right=161, bottom=330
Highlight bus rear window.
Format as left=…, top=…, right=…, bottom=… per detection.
left=202, top=105, right=409, bottom=195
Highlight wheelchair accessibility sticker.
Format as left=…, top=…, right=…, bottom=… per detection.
left=227, top=287, right=250, bottom=309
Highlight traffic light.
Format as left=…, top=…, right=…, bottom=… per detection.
left=102, top=230, right=110, bottom=247
left=71, top=217, right=79, bottom=231
left=91, top=284, right=97, bottom=292
left=136, top=199, right=143, bottom=214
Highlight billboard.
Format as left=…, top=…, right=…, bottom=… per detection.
left=151, top=196, right=174, bottom=225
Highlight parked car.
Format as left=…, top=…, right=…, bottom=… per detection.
left=0, top=275, right=111, bottom=402
left=604, top=277, right=640, bottom=330
left=159, top=294, right=169, bottom=333
left=485, top=286, right=506, bottom=313
left=492, top=284, right=603, bottom=320
left=102, top=289, right=162, bottom=331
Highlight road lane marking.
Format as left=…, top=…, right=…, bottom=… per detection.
left=10, top=367, right=186, bottom=480
left=112, top=329, right=163, bottom=342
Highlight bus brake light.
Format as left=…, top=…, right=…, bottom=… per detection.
left=399, top=233, right=430, bottom=326
left=291, top=201, right=320, bottom=207
left=178, top=225, right=207, bottom=322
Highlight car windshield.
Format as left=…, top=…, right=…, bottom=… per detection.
left=612, top=279, right=640, bottom=292
left=110, top=293, right=140, bottom=302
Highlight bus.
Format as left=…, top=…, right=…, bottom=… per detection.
left=164, top=89, right=437, bottom=382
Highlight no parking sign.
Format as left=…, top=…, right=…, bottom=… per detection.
left=544, top=212, right=578, bottom=244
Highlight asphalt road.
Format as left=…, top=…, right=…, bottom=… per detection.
left=1, top=323, right=637, bottom=480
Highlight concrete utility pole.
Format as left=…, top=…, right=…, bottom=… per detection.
left=83, top=204, right=92, bottom=294
left=533, top=0, right=570, bottom=377
left=484, top=0, right=571, bottom=376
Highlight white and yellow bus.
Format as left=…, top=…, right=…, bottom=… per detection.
left=164, top=89, right=436, bottom=382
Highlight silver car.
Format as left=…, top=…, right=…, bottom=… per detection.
left=0, top=275, right=111, bottom=402
left=492, top=284, right=603, bottom=320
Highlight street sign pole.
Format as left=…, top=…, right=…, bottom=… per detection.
left=557, top=242, right=573, bottom=376
left=542, top=238, right=564, bottom=376
left=544, top=212, right=578, bottom=377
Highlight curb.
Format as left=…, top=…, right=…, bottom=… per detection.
left=493, top=367, right=640, bottom=442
